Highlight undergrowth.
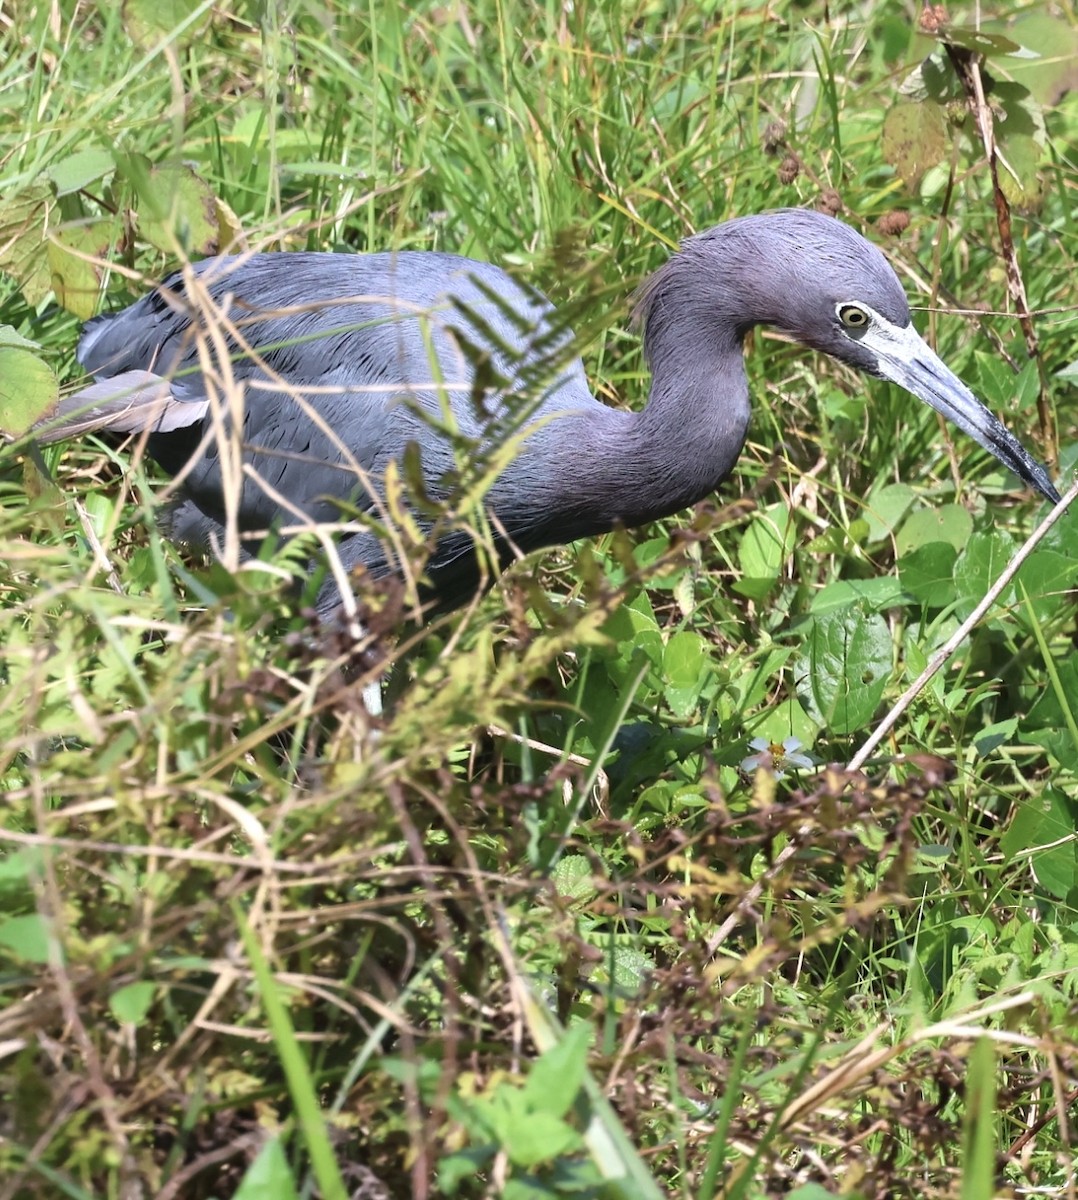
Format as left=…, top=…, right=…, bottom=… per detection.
left=1, top=2, right=1077, bottom=1197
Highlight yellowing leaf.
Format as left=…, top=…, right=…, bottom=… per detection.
left=47, top=219, right=122, bottom=318
left=0, top=346, right=59, bottom=437
left=137, top=163, right=220, bottom=256
left=0, top=185, right=55, bottom=305
left=122, top=0, right=212, bottom=49
left=215, top=194, right=248, bottom=254
left=882, top=101, right=948, bottom=190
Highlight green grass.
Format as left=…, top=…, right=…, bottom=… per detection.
left=2, top=1, right=1078, bottom=1197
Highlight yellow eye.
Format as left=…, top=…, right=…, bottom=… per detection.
left=838, top=304, right=869, bottom=328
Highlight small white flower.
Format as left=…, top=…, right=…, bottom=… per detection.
left=740, top=736, right=814, bottom=778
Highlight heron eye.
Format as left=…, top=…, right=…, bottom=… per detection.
left=838, top=304, right=870, bottom=330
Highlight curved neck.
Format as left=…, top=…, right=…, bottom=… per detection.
left=499, top=318, right=750, bottom=549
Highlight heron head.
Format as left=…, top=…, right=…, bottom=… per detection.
left=715, top=210, right=1060, bottom=506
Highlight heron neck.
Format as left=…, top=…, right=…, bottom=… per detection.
left=591, top=322, right=750, bottom=527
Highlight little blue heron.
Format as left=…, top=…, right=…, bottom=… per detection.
left=41, top=209, right=1059, bottom=617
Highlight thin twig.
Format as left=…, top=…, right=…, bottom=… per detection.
left=946, top=41, right=1058, bottom=465
left=849, top=480, right=1078, bottom=772
left=706, top=481, right=1076, bottom=961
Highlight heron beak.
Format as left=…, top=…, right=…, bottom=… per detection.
left=866, top=321, right=1060, bottom=505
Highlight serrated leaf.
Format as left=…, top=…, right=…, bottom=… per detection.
left=882, top=101, right=948, bottom=190
left=0, top=346, right=60, bottom=437
left=550, top=855, right=596, bottom=903
left=604, top=946, right=654, bottom=993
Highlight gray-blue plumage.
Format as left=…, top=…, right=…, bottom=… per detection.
left=46, top=209, right=1059, bottom=614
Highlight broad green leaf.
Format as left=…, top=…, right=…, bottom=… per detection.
left=663, top=630, right=704, bottom=686
left=937, top=25, right=1027, bottom=57
left=898, top=541, right=958, bottom=606
left=602, top=946, right=654, bottom=994
left=502, top=1110, right=581, bottom=1167
left=809, top=577, right=905, bottom=615
left=862, top=481, right=916, bottom=543
left=993, top=83, right=1048, bottom=210
left=882, top=101, right=947, bottom=189
left=0, top=913, right=53, bottom=964
left=602, top=593, right=663, bottom=669
left=47, top=146, right=115, bottom=196
left=439, top=1148, right=497, bottom=1195
left=522, top=1022, right=590, bottom=1120
left=0, top=346, right=60, bottom=437
left=0, top=324, right=43, bottom=351
left=897, top=506, right=973, bottom=555
left=987, top=12, right=1078, bottom=105
left=734, top=502, right=791, bottom=600
left=109, top=981, right=157, bottom=1025
left=749, top=696, right=819, bottom=748
left=796, top=606, right=892, bottom=735
left=973, top=718, right=1017, bottom=758
left=504, top=1175, right=566, bottom=1200
left=234, top=1137, right=299, bottom=1200
left=898, top=53, right=963, bottom=104
left=1000, top=791, right=1077, bottom=900
left=1019, top=655, right=1078, bottom=773
left=663, top=629, right=707, bottom=718
left=1016, top=550, right=1078, bottom=625
left=953, top=530, right=1015, bottom=619
left=0, top=847, right=43, bottom=886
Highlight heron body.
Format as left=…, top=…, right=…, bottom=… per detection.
left=45, top=210, right=1059, bottom=614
